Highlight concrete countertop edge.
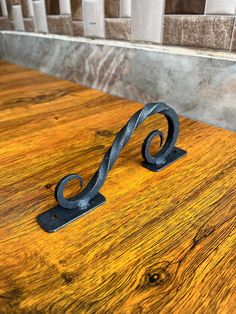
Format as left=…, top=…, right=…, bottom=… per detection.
left=1, top=30, right=236, bottom=62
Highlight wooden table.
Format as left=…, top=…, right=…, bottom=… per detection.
left=0, top=61, right=235, bottom=313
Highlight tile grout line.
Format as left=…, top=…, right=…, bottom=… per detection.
left=229, top=15, right=236, bottom=51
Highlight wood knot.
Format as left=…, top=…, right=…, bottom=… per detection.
left=96, top=130, right=115, bottom=137
left=61, top=272, right=75, bottom=285
left=147, top=268, right=170, bottom=286
left=45, top=184, right=52, bottom=190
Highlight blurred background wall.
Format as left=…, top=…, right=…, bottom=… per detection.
left=0, top=0, right=236, bottom=51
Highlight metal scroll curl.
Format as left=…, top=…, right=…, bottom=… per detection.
left=37, top=102, right=187, bottom=232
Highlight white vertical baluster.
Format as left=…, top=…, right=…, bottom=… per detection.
left=33, top=0, right=48, bottom=33
left=205, top=0, right=236, bottom=15
left=27, top=0, right=34, bottom=17
left=0, top=0, right=8, bottom=16
left=12, top=5, right=25, bottom=31
left=131, top=0, right=165, bottom=44
left=59, top=0, right=71, bottom=15
left=82, top=0, right=105, bottom=38
left=120, top=0, right=131, bottom=17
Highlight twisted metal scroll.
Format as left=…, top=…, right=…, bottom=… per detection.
left=54, top=102, right=184, bottom=210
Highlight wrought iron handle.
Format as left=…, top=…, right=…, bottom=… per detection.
left=37, top=102, right=187, bottom=232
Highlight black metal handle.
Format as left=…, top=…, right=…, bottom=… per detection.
left=37, top=102, right=187, bottom=232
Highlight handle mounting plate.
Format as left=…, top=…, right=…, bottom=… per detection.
left=142, top=147, right=187, bottom=172
left=37, top=193, right=106, bottom=232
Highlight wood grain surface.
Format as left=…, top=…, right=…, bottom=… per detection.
left=0, top=61, right=236, bottom=313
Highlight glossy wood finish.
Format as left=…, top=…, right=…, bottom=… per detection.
left=0, top=61, right=236, bottom=313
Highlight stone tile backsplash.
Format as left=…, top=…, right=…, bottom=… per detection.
left=47, top=15, right=73, bottom=36
left=231, top=20, right=236, bottom=51
left=0, top=0, right=236, bottom=51
left=163, top=15, right=235, bottom=50
left=106, top=18, right=130, bottom=41
left=0, top=17, right=10, bottom=30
